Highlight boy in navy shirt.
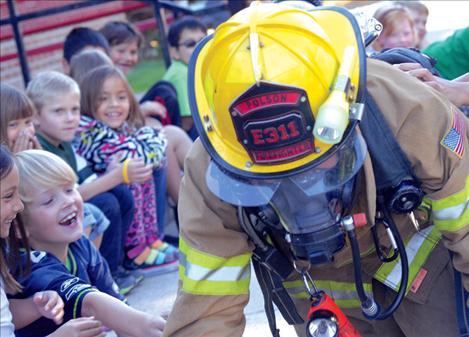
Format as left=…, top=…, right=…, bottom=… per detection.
left=12, top=150, right=166, bottom=337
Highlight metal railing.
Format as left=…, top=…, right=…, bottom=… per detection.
left=1, top=0, right=228, bottom=87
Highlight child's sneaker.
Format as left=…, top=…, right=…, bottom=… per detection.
left=113, top=268, right=139, bottom=295
left=129, top=268, right=144, bottom=284
left=151, top=239, right=179, bottom=260
left=124, top=246, right=177, bottom=270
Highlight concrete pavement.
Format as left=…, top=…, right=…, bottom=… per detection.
left=117, top=267, right=299, bottom=337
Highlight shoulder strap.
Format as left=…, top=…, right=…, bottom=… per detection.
left=360, top=90, right=424, bottom=213
left=371, top=47, right=439, bottom=76
left=238, top=207, right=304, bottom=337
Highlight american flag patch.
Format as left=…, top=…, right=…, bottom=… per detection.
left=441, top=108, right=465, bottom=158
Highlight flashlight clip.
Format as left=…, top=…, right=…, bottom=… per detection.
left=294, top=261, right=319, bottom=297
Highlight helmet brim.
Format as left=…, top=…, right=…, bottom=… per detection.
left=206, top=127, right=367, bottom=206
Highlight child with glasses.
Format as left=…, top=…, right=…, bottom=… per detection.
left=162, top=16, right=207, bottom=139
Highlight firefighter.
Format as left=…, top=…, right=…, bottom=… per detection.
left=163, top=2, right=468, bottom=337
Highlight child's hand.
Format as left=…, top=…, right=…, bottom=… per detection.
left=127, top=158, right=153, bottom=183
left=47, top=317, right=105, bottom=337
left=140, top=101, right=167, bottom=120
left=33, top=291, right=64, bottom=325
left=107, top=153, right=124, bottom=173
left=142, top=314, right=166, bottom=337
left=11, top=130, right=41, bottom=153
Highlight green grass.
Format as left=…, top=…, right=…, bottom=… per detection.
left=127, top=58, right=167, bottom=95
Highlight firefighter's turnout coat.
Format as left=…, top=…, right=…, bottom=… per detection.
left=163, top=59, right=468, bottom=337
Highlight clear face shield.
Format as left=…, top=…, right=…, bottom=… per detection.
left=206, top=129, right=367, bottom=264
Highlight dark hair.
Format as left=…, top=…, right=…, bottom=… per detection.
left=0, top=144, right=14, bottom=179
left=0, top=145, right=30, bottom=294
left=100, top=21, right=144, bottom=48
left=63, top=27, right=110, bottom=63
left=0, top=83, right=36, bottom=146
left=80, top=65, right=144, bottom=128
left=167, top=16, right=207, bottom=47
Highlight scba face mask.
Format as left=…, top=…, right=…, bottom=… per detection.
left=206, top=128, right=367, bottom=264
left=268, top=176, right=356, bottom=264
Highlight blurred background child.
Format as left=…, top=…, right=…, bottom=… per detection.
left=372, top=4, right=417, bottom=52
left=395, top=1, right=429, bottom=49
left=62, top=27, right=109, bottom=75
left=69, top=49, right=113, bottom=85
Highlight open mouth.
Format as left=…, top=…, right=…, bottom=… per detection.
left=59, top=212, right=78, bottom=226
left=106, top=111, right=122, bottom=119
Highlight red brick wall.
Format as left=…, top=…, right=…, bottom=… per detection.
left=0, top=0, right=128, bottom=89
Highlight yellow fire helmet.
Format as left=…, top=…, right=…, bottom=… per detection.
left=189, top=1, right=368, bottom=206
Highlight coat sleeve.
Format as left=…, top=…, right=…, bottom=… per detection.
left=163, top=141, right=254, bottom=337
left=367, top=59, right=469, bottom=306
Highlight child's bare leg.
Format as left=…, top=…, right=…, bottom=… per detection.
left=92, top=234, right=103, bottom=249
left=165, top=143, right=182, bottom=203
left=84, top=226, right=92, bottom=238
left=162, top=125, right=193, bottom=169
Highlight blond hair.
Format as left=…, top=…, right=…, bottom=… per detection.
left=26, top=71, right=80, bottom=113
left=15, top=150, right=77, bottom=203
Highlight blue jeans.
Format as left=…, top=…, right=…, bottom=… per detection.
left=88, top=184, right=134, bottom=274
left=153, top=167, right=167, bottom=237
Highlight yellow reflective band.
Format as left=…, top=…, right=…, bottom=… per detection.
left=73, top=288, right=95, bottom=319
left=284, top=279, right=372, bottom=308
left=179, top=236, right=251, bottom=295
left=429, top=175, right=469, bottom=211
left=374, top=225, right=441, bottom=293
left=433, top=210, right=469, bottom=231
left=427, top=175, right=469, bottom=232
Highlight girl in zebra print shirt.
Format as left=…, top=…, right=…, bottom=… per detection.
left=75, top=65, right=178, bottom=269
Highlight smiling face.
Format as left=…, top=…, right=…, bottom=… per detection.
left=378, top=19, right=415, bottom=49
left=0, top=165, right=23, bottom=238
left=35, top=90, right=81, bottom=146
left=20, top=182, right=83, bottom=253
left=109, top=40, right=139, bottom=75
left=95, top=75, right=130, bottom=129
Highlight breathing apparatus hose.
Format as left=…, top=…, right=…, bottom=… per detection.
left=346, top=204, right=409, bottom=320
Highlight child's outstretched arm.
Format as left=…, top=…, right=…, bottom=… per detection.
left=81, top=292, right=165, bottom=337
left=9, top=291, right=64, bottom=329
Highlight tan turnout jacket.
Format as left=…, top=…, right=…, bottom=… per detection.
left=163, top=59, right=468, bottom=337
